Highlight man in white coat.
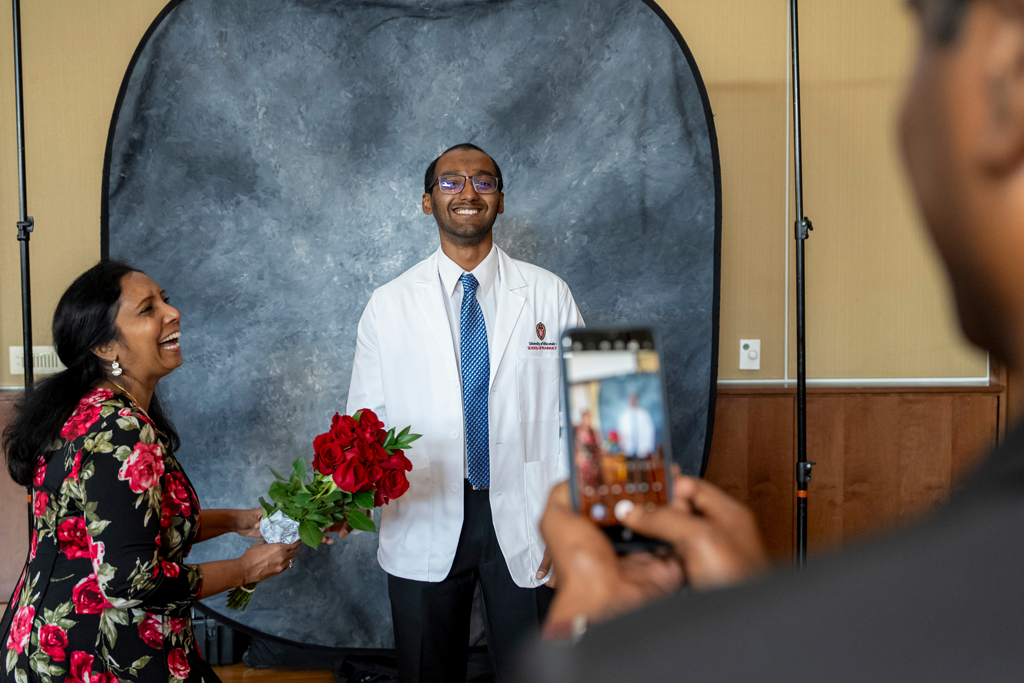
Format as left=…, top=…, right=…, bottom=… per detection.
left=346, top=143, right=583, bottom=682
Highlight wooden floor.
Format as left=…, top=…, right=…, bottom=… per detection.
left=212, top=665, right=334, bottom=682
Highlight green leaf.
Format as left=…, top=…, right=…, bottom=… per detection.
left=306, top=513, right=329, bottom=524
left=353, top=491, right=375, bottom=509
left=87, top=520, right=111, bottom=537
left=269, top=467, right=286, bottom=482
left=292, top=458, right=306, bottom=481
left=353, top=410, right=363, bottom=421
left=130, top=656, right=151, bottom=670
left=7, top=648, right=18, bottom=674
left=259, top=497, right=276, bottom=515
left=324, top=490, right=344, bottom=503
left=268, top=482, right=289, bottom=503
left=48, top=664, right=65, bottom=676
left=344, top=508, right=377, bottom=533
left=298, top=519, right=322, bottom=549
left=15, top=667, right=28, bottom=683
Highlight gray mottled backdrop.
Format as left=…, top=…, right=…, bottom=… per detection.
left=103, top=0, right=720, bottom=648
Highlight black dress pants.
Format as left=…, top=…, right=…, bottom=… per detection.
left=387, top=481, right=553, bottom=683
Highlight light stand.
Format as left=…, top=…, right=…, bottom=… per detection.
left=790, top=0, right=815, bottom=568
left=11, top=0, right=34, bottom=535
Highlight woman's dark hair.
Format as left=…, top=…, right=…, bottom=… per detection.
left=3, top=260, right=179, bottom=486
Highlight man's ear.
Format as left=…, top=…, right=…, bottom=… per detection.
left=92, top=342, right=117, bottom=364
left=979, top=4, right=1024, bottom=176
left=497, top=192, right=504, bottom=215
left=422, top=192, right=434, bottom=216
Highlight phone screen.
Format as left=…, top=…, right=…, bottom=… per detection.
left=562, top=329, right=671, bottom=535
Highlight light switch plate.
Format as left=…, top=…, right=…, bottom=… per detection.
left=739, top=339, right=761, bottom=371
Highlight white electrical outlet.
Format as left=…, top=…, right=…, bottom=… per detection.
left=9, top=346, right=66, bottom=375
left=739, top=339, right=761, bottom=371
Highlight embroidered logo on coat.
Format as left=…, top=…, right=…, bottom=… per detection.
left=536, top=323, right=546, bottom=340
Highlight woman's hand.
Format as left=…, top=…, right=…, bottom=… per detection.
left=240, top=541, right=300, bottom=584
left=235, top=508, right=264, bottom=539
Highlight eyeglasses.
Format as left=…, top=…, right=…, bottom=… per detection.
left=429, top=174, right=500, bottom=195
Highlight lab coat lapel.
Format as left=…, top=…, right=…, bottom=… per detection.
left=490, top=248, right=526, bottom=388
left=412, top=252, right=459, bottom=381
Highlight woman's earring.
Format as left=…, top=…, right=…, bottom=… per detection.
left=111, top=360, right=122, bottom=377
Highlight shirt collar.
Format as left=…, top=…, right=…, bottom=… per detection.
left=437, top=244, right=499, bottom=299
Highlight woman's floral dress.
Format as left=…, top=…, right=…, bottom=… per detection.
left=0, top=389, right=217, bottom=683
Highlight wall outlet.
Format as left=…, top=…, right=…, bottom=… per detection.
left=9, top=346, right=66, bottom=375
left=739, top=339, right=761, bottom=371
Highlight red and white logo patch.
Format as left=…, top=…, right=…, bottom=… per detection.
left=536, top=323, right=546, bottom=340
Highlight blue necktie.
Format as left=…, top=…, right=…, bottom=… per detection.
left=461, top=273, right=490, bottom=489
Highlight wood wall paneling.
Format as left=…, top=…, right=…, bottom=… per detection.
left=707, top=387, right=999, bottom=563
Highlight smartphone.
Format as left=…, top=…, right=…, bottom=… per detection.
left=561, top=327, right=673, bottom=552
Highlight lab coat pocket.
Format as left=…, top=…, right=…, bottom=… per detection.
left=517, top=357, right=561, bottom=423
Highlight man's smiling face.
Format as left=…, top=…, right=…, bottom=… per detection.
left=422, top=148, right=504, bottom=248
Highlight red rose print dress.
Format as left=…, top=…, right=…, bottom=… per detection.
left=0, top=389, right=218, bottom=683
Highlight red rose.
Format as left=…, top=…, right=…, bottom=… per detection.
left=383, top=451, right=413, bottom=473
left=367, top=442, right=389, bottom=463
left=169, top=617, right=186, bottom=634
left=167, top=648, right=190, bottom=679
left=117, top=442, right=165, bottom=493
left=332, top=450, right=370, bottom=492
left=160, top=560, right=181, bottom=578
left=118, top=408, right=133, bottom=417
left=72, top=574, right=112, bottom=615
left=68, top=651, right=95, bottom=683
left=69, top=450, right=83, bottom=481
left=162, top=471, right=192, bottom=517
left=329, top=413, right=359, bottom=448
left=312, top=435, right=345, bottom=476
left=11, top=568, right=26, bottom=607
left=366, top=464, right=383, bottom=484
left=39, top=623, right=69, bottom=661
left=34, top=490, right=49, bottom=517
left=58, top=517, right=91, bottom=560
left=33, top=456, right=47, bottom=486
left=30, top=529, right=38, bottom=561
left=61, top=402, right=103, bottom=442
left=5, top=605, right=33, bottom=654
left=354, top=409, right=385, bottom=444
left=379, top=468, right=410, bottom=504
left=138, top=613, right=163, bottom=649
left=83, top=388, right=114, bottom=405
left=93, top=673, right=120, bottom=683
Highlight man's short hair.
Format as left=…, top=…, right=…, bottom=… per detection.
left=931, top=0, right=971, bottom=43
left=424, top=143, right=504, bottom=193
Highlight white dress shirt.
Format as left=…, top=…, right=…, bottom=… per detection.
left=437, top=244, right=499, bottom=477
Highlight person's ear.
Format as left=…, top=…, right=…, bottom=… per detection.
left=422, top=192, right=434, bottom=216
left=978, top=4, right=1024, bottom=176
left=93, top=342, right=117, bottom=365
left=497, top=192, right=504, bottom=215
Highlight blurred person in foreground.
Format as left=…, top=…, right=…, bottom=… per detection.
left=516, top=0, right=1024, bottom=680
left=0, top=262, right=311, bottom=683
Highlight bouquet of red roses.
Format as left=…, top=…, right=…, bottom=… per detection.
left=226, top=409, right=419, bottom=610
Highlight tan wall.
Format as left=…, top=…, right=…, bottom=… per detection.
left=0, top=0, right=988, bottom=387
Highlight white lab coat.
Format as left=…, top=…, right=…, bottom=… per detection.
left=617, top=406, right=657, bottom=458
left=347, top=246, right=583, bottom=587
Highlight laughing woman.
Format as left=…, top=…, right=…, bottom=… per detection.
left=0, top=261, right=300, bottom=683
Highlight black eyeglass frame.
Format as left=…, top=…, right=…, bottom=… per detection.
left=427, top=173, right=502, bottom=195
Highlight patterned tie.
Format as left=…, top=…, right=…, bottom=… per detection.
left=461, top=273, right=490, bottom=489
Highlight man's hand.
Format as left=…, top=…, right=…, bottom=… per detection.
left=322, top=520, right=354, bottom=545
left=539, top=483, right=683, bottom=638
left=537, top=471, right=768, bottom=639
left=624, top=471, right=768, bottom=589
left=536, top=546, right=556, bottom=587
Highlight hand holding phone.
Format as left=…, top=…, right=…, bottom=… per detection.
left=561, top=327, right=673, bottom=552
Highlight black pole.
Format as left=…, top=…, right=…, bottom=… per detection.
left=12, top=0, right=34, bottom=541
left=790, top=0, right=814, bottom=568
left=13, top=0, right=33, bottom=389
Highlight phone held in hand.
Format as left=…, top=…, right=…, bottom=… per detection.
left=561, top=327, right=673, bottom=553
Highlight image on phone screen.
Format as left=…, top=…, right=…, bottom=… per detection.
left=562, top=329, right=671, bottom=530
